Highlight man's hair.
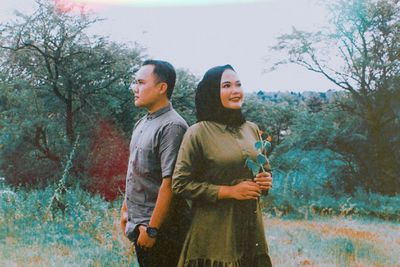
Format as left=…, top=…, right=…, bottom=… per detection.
left=142, top=59, right=176, bottom=99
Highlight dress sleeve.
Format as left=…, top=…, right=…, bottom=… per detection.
left=172, top=127, right=220, bottom=203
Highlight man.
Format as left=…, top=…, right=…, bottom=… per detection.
left=120, top=59, right=189, bottom=267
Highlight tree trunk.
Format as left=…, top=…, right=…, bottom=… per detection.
left=66, top=89, right=74, bottom=144
left=357, top=96, right=398, bottom=195
left=367, top=117, right=398, bottom=195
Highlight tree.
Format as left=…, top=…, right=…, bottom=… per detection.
left=0, top=0, right=142, bottom=142
left=172, top=69, right=198, bottom=125
left=243, top=93, right=296, bottom=147
left=0, top=0, right=143, bottom=185
left=272, top=0, right=400, bottom=194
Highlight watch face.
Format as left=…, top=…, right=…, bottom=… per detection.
left=146, top=227, right=158, bottom=238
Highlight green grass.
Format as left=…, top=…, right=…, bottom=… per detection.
left=1, top=182, right=399, bottom=266
left=0, top=183, right=135, bottom=266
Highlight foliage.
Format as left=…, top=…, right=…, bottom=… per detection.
left=85, top=119, right=129, bottom=201
left=245, top=130, right=271, bottom=176
left=172, top=69, right=198, bottom=126
left=243, top=94, right=297, bottom=147
left=0, top=0, right=143, bottom=193
left=272, top=0, right=400, bottom=194
left=261, top=147, right=400, bottom=221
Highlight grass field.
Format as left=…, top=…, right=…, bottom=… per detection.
left=1, top=186, right=399, bottom=266
left=266, top=217, right=400, bottom=267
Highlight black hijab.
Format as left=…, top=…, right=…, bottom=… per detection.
left=195, top=64, right=246, bottom=128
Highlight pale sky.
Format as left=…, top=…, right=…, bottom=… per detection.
left=1, top=0, right=341, bottom=92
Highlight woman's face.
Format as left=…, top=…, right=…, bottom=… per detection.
left=220, top=69, right=244, bottom=109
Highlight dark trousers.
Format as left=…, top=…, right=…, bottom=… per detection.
left=132, top=225, right=181, bottom=267
left=132, top=198, right=190, bottom=267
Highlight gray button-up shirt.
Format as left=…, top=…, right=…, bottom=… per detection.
left=125, top=103, right=188, bottom=233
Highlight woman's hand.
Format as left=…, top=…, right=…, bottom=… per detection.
left=218, top=181, right=261, bottom=200
left=254, top=172, right=273, bottom=191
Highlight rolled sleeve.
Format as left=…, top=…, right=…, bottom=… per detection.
left=159, top=123, right=187, bottom=178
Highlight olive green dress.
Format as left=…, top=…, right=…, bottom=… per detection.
left=172, top=121, right=272, bottom=267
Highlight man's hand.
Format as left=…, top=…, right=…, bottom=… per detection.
left=254, top=171, right=273, bottom=191
left=137, top=225, right=156, bottom=249
left=120, top=199, right=128, bottom=236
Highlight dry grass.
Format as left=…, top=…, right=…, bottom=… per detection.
left=266, top=217, right=400, bottom=267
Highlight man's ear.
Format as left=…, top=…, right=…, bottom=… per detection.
left=158, top=82, right=168, bottom=95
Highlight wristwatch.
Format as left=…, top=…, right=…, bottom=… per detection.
left=146, top=226, right=159, bottom=238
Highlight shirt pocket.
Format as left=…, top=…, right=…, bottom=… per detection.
left=137, top=146, right=156, bottom=175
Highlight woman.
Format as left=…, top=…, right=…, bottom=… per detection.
left=172, top=65, right=273, bottom=267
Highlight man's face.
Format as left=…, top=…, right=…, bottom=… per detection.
left=131, top=64, right=162, bottom=109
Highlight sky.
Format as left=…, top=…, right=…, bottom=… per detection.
left=1, top=0, right=341, bottom=93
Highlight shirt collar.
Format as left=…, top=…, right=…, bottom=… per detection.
left=146, top=102, right=172, bottom=120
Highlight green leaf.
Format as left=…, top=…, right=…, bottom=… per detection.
left=256, top=154, right=268, bottom=165
left=245, top=158, right=260, bottom=176
left=254, top=141, right=263, bottom=150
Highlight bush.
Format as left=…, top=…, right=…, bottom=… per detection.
left=263, top=187, right=400, bottom=221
